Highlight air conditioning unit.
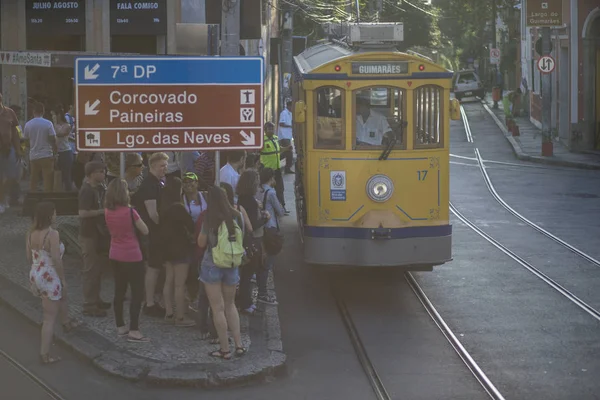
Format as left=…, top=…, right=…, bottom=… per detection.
left=349, top=23, right=404, bottom=44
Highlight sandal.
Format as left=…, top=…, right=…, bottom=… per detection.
left=235, top=347, right=247, bottom=357
left=62, top=319, right=81, bottom=333
left=40, top=354, right=61, bottom=364
left=209, top=349, right=232, bottom=360
left=127, top=335, right=150, bottom=343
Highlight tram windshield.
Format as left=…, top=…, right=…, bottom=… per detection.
left=353, top=87, right=406, bottom=150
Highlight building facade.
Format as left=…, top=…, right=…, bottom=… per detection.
left=0, top=0, right=280, bottom=122
left=520, top=0, right=600, bottom=152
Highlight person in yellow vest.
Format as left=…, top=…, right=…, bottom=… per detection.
left=260, top=121, right=289, bottom=214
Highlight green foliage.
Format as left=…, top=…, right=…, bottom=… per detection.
left=435, top=0, right=517, bottom=65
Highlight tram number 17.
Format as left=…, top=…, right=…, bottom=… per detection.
left=417, top=170, right=428, bottom=181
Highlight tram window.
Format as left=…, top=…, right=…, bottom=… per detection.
left=314, top=87, right=344, bottom=149
left=414, top=85, right=443, bottom=148
left=353, top=87, right=406, bottom=149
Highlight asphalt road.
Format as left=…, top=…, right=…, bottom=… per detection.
left=413, top=99, right=600, bottom=399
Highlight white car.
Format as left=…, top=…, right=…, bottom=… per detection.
left=453, top=70, right=485, bottom=101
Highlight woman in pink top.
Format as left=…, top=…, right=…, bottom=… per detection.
left=105, top=179, right=150, bottom=343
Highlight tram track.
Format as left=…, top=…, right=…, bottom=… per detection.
left=0, top=347, right=66, bottom=400
left=450, top=202, right=600, bottom=322
left=331, top=276, right=505, bottom=400
left=460, top=106, right=600, bottom=269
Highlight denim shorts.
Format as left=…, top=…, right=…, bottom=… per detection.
left=199, top=263, right=240, bottom=286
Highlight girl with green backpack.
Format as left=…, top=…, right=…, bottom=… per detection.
left=197, top=186, right=247, bottom=359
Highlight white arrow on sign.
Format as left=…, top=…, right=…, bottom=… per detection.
left=537, top=55, right=555, bottom=74
left=84, top=63, right=100, bottom=80
left=240, top=130, right=256, bottom=146
left=85, top=100, right=101, bottom=115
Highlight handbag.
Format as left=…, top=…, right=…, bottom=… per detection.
left=130, top=208, right=149, bottom=260
left=262, top=189, right=284, bottom=256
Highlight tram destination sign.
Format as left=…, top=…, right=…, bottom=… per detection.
left=351, top=61, right=408, bottom=75
left=75, top=57, right=264, bottom=151
left=26, top=0, right=86, bottom=36
left=526, top=0, right=563, bottom=27
left=110, top=0, right=167, bottom=36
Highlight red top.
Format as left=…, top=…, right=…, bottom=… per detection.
left=105, top=206, right=142, bottom=262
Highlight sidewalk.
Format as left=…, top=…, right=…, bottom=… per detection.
left=0, top=211, right=285, bottom=387
left=481, top=94, right=600, bottom=170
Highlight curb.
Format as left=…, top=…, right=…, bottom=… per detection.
left=2, top=221, right=286, bottom=388
left=480, top=102, right=600, bottom=170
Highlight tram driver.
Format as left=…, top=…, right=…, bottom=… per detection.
left=355, top=97, right=393, bottom=146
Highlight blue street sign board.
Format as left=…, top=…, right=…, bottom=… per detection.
left=75, top=57, right=263, bottom=85
left=75, top=56, right=265, bottom=151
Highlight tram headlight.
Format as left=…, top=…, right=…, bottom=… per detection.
left=366, top=174, right=394, bottom=203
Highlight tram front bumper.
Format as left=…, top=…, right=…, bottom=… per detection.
left=303, top=225, right=452, bottom=268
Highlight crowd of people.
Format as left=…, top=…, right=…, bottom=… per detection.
left=4, top=95, right=296, bottom=363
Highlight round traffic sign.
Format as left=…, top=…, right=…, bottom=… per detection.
left=537, top=55, right=555, bottom=74
left=490, top=48, right=500, bottom=58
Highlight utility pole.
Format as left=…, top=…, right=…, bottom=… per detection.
left=281, top=4, right=293, bottom=107
left=491, top=0, right=497, bottom=49
left=540, top=26, right=553, bottom=156
left=217, top=0, right=241, bottom=184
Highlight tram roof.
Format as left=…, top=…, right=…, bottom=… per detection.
left=293, top=41, right=450, bottom=78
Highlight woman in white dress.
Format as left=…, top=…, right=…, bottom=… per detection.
left=26, top=202, right=78, bottom=364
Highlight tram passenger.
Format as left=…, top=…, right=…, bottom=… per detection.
left=24, top=102, right=56, bottom=193
left=278, top=99, right=294, bottom=174
left=105, top=152, right=120, bottom=184
left=27, top=202, right=79, bottom=364
left=198, top=186, right=247, bottom=359
left=53, top=106, right=74, bottom=192
left=236, top=170, right=269, bottom=315
left=163, top=151, right=181, bottom=179
left=78, top=161, right=111, bottom=317
left=124, top=153, right=145, bottom=195
left=0, top=96, right=22, bottom=212
left=181, top=172, right=207, bottom=309
left=179, top=151, right=200, bottom=175
left=220, top=150, right=245, bottom=186
left=159, top=176, right=196, bottom=327
left=244, top=153, right=261, bottom=171
left=195, top=151, right=215, bottom=190
left=260, top=122, right=289, bottom=215
left=256, top=167, right=285, bottom=305
left=355, top=97, right=393, bottom=146
left=104, top=179, right=150, bottom=343
left=132, top=152, right=168, bottom=318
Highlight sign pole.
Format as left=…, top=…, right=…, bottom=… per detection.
left=541, top=26, right=553, bottom=156
left=218, top=0, right=241, bottom=187
left=120, top=152, right=125, bottom=179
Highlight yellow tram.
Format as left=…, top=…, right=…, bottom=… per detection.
left=291, top=23, right=461, bottom=270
